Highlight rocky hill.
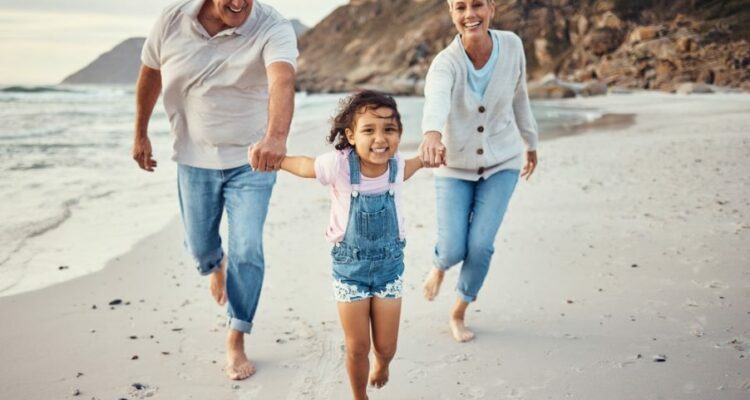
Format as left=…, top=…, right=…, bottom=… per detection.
left=296, top=0, right=750, bottom=94
left=61, top=38, right=145, bottom=85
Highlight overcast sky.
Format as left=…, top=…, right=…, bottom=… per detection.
left=0, top=0, right=348, bottom=85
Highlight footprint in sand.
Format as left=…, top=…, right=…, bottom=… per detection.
left=704, top=280, right=728, bottom=290
left=460, top=386, right=486, bottom=399
left=444, top=353, right=472, bottom=363
left=128, top=383, right=158, bottom=399
left=237, top=384, right=262, bottom=399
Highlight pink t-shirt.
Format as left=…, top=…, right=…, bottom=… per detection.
left=314, top=149, right=406, bottom=243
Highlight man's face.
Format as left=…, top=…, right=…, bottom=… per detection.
left=210, top=0, right=252, bottom=28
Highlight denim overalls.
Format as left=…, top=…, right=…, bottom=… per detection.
left=331, top=152, right=405, bottom=303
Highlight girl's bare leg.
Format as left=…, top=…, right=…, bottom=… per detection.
left=337, top=299, right=372, bottom=400
left=369, top=297, right=402, bottom=388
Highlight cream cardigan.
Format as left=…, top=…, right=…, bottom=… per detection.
left=422, top=30, right=538, bottom=180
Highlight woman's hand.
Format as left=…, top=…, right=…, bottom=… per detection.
left=521, top=150, right=537, bottom=180
left=419, top=131, right=446, bottom=168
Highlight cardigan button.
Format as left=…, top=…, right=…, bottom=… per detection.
left=476, top=148, right=484, bottom=155
left=478, top=106, right=486, bottom=113
left=477, top=126, right=484, bottom=133
left=477, top=167, right=485, bottom=175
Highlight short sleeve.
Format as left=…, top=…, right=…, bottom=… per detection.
left=141, top=10, right=169, bottom=69
left=314, top=151, right=340, bottom=186
left=262, top=20, right=299, bottom=70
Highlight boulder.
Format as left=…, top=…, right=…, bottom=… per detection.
left=676, top=82, right=714, bottom=94
left=655, top=60, right=677, bottom=81
left=580, top=81, right=608, bottom=96
left=577, top=15, right=589, bottom=36
left=527, top=83, right=576, bottom=99
left=676, top=36, right=696, bottom=53
left=629, top=26, right=660, bottom=44
left=598, top=12, right=624, bottom=31
left=586, top=27, right=625, bottom=56
left=534, top=38, right=553, bottom=68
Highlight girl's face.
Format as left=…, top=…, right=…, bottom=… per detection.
left=345, top=106, right=401, bottom=174
left=450, top=0, right=495, bottom=40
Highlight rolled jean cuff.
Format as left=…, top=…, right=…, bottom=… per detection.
left=432, top=257, right=452, bottom=272
left=228, top=317, right=253, bottom=334
left=457, top=289, right=476, bottom=303
left=196, top=250, right=224, bottom=276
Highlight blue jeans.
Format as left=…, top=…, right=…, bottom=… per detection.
left=433, top=170, right=519, bottom=303
left=177, top=164, right=276, bottom=334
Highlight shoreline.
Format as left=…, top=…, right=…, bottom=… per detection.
left=1, top=92, right=749, bottom=399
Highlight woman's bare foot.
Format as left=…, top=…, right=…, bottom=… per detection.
left=210, top=257, right=227, bottom=305
left=422, top=268, right=445, bottom=301
left=449, top=318, right=475, bottom=342
left=368, top=358, right=390, bottom=389
left=226, top=331, right=255, bottom=380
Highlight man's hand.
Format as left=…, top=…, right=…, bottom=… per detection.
left=419, top=131, right=446, bottom=168
left=520, top=150, right=537, bottom=180
left=133, top=135, right=157, bottom=172
left=249, top=135, right=287, bottom=171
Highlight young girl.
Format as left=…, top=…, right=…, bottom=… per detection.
left=278, top=91, right=422, bottom=399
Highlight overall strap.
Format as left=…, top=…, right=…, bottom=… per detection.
left=387, top=157, right=398, bottom=195
left=348, top=150, right=361, bottom=196
left=387, top=158, right=398, bottom=183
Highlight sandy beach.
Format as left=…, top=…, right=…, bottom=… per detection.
left=1, top=92, right=748, bottom=400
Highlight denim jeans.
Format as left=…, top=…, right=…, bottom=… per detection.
left=177, top=164, right=276, bottom=334
left=433, top=169, right=519, bottom=303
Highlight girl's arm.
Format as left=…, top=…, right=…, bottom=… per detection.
left=404, top=156, right=423, bottom=181
left=281, top=156, right=317, bottom=178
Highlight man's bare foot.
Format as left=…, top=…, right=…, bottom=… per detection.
left=422, top=268, right=445, bottom=301
left=450, top=318, right=475, bottom=343
left=210, top=257, right=227, bottom=305
left=368, top=358, right=390, bottom=389
left=226, top=331, right=255, bottom=380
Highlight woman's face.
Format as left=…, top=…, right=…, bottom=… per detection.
left=450, top=0, right=495, bottom=40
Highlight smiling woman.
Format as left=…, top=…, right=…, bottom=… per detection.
left=419, top=0, right=539, bottom=344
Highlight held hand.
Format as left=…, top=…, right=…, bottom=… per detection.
left=133, top=135, right=157, bottom=172
left=520, top=150, right=537, bottom=181
left=249, top=135, right=287, bottom=172
left=419, top=131, right=446, bottom=168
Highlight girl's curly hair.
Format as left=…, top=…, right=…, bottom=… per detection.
left=327, top=90, right=403, bottom=150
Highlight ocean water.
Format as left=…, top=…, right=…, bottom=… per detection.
left=0, top=86, right=600, bottom=297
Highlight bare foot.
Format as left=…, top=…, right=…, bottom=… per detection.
left=368, top=358, right=390, bottom=389
left=210, top=257, right=227, bottom=305
left=226, top=331, right=255, bottom=380
left=450, top=318, right=475, bottom=343
left=422, top=268, right=445, bottom=301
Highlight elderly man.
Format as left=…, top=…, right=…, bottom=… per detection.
left=132, top=0, right=297, bottom=380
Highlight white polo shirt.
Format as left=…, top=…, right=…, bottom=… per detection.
left=142, top=0, right=298, bottom=169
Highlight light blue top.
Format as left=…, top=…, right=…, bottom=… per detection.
left=463, top=31, right=500, bottom=99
